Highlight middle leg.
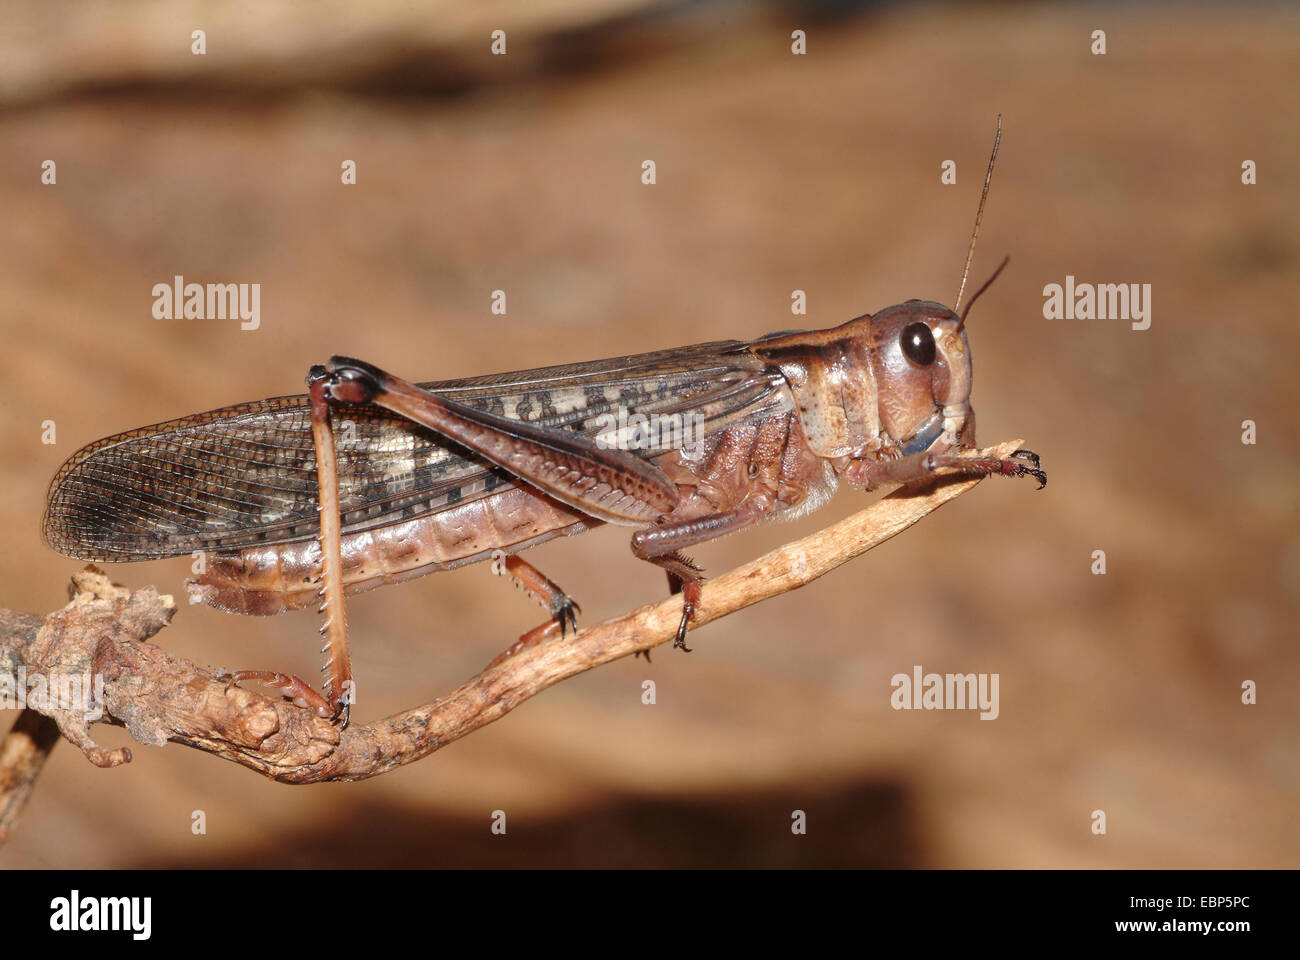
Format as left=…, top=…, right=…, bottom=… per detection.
left=630, top=413, right=805, bottom=651
left=484, top=553, right=582, bottom=669
left=632, top=507, right=770, bottom=651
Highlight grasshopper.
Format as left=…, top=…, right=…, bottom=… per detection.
left=43, top=119, right=1044, bottom=723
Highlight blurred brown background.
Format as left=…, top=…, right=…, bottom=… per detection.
left=1, top=0, right=1296, bottom=868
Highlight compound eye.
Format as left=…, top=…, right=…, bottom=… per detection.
left=900, top=322, right=936, bottom=366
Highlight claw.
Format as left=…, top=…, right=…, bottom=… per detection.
left=1003, top=450, right=1047, bottom=489
left=485, top=591, right=583, bottom=670
left=673, top=602, right=694, bottom=652
left=1011, top=448, right=1040, bottom=468
left=550, top=595, right=581, bottom=637
left=673, top=581, right=701, bottom=652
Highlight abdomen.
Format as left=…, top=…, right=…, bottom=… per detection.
left=189, top=485, right=596, bottom=615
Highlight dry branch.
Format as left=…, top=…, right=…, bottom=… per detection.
left=0, top=709, right=61, bottom=844
left=0, top=440, right=1022, bottom=805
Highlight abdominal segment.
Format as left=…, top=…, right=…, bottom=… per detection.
left=189, top=486, right=595, bottom=615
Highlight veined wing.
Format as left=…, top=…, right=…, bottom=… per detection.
left=43, top=341, right=792, bottom=560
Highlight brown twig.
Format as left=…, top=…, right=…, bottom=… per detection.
left=0, top=440, right=1022, bottom=805
left=0, top=710, right=61, bottom=844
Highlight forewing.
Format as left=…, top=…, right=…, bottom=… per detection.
left=44, top=341, right=791, bottom=560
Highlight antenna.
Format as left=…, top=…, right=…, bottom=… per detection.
left=952, top=115, right=1002, bottom=315
left=956, top=255, right=1009, bottom=333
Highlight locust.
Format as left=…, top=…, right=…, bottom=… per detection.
left=42, top=119, right=1044, bottom=724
